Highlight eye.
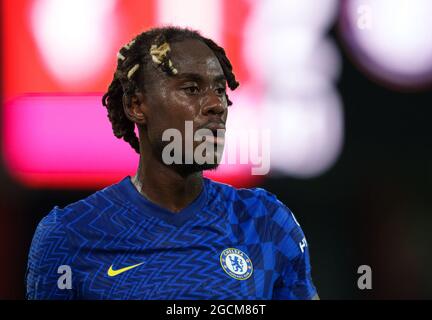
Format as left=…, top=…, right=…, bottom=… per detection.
left=216, top=87, right=226, bottom=95
left=183, top=86, right=200, bottom=95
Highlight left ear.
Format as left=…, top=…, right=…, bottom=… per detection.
left=123, top=92, right=148, bottom=125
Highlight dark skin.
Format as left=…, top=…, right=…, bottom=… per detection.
left=123, top=39, right=228, bottom=213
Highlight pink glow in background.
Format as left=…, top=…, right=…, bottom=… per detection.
left=4, top=94, right=138, bottom=188
left=1, top=0, right=346, bottom=189
left=3, top=94, right=261, bottom=188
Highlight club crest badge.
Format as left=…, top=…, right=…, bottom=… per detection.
left=220, top=248, right=253, bottom=280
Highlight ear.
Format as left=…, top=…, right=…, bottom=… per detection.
left=123, top=92, right=148, bottom=125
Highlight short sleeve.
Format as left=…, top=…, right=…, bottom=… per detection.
left=268, top=197, right=317, bottom=299
left=26, top=208, right=75, bottom=300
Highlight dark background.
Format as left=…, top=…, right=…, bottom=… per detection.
left=1, top=19, right=431, bottom=300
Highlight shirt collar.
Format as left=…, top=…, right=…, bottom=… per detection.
left=113, top=176, right=209, bottom=227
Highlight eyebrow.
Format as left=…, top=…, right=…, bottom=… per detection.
left=176, top=72, right=226, bottom=84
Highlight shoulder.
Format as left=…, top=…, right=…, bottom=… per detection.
left=205, top=178, right=298, bottom=224
left=48, top=180, right=126, bottom=222
left=206, top=177, right=278, bottom=203
left=30, top=206, right=70, bottom=254
left=32, top=180, right=126, bottom=245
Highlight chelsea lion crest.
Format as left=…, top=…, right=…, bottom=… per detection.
left=220, top=248, right=253, bottom=280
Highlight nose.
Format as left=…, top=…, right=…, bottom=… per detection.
left=201, top=92, right=226, bottom=116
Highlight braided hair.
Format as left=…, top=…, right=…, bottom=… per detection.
left=102, top=26, right=239, bottom=154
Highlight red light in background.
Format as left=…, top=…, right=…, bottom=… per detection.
left=1, top=0, right=262, bottom=189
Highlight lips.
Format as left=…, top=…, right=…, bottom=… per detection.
left=201, top=122, right=226, bottom=132
left=197, top=122, right=226, bottom=145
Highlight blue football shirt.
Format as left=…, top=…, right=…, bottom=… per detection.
left=26, top=176, right=317, bottom=300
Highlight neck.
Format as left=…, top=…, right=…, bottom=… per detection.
left=133, top=155, right=204, bottom=213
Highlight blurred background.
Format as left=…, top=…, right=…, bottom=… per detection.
left=1, top=0, right=431, bottom=299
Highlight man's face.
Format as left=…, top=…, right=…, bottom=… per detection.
left=140, top=39, right=228, bottom=173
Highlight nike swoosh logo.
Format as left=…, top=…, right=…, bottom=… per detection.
left=107, top=262, right=144, bottom=277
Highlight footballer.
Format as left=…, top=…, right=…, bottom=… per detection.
left=26, top=27, right=318, bottom=300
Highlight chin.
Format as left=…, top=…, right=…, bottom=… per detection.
left=173, top=162, right=220, bottom=176
left=197, top=163, right=221, bottom=172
